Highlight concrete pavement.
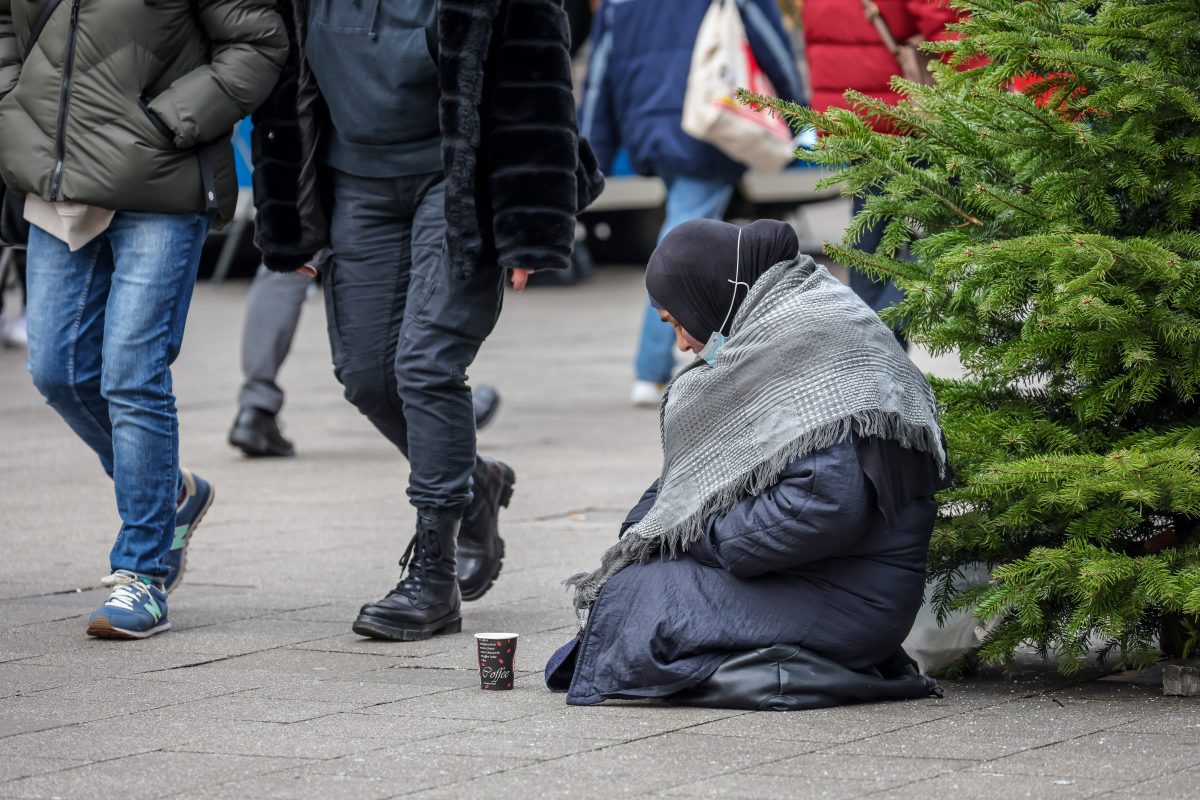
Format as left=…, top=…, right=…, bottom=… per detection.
left=0, top=267, right=1197, bottom=799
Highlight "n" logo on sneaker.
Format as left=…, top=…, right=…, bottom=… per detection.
left=144, top=595, right=163, bottom=622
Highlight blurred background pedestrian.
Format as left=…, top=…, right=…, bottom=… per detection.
left=0, top=248, right=25, bottom=348
left=802, top=0, right=960, bottom=345
left=581, top=0, right=804, bottom=408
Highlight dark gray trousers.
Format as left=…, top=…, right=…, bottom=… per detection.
left=239, top=265, right=311, bottom=414
left=325, top=170, right=504, bottom=510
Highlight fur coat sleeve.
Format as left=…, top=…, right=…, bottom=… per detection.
left=441, top=0, right=605, bottom=277
left=250, top=0, right=330, bottom=272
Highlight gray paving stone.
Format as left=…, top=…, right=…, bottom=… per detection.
left=970, top=731, right=1200, bottom=782
left=881, top=771, right=1130, bottom=799
left=160, top=692, right=366, bottom=723
left=0, top=751, right=307, bottom=799
left=4, top=675, right=237, bottom=720
left=0, top=721, right=162, bottom=761
left=0, top=605, right=88, bottom=630
left=163, top=718, right=389, bottom=760
left=0, top=719, right=61, bottom=740
left=306, top=749, right=527, bottom=787
left=1093, top=763, right=1200, bottom=799
left=407, top=730, right=621, bottom=761
left=404, top=732, right=815, bottom=798
left=682, top=703, right=951, bottom=745
left=288, top=712, right=481, bottom=742
left=170, top=647, right=405, bottom=677
left=1110, top=706, right=1200, bottom=740
left=661, top=773, right=899, bottom=799
left=19, top=650, right=222, bottom=676
left=754, top=752, right=972, bottom=783
left=288, top=632, right=458, bottom=658
left=233, top=678, right=449, bottom=706
left=352, top=666, right=483, bottom=689
left=173, top=770, right=399, bottom=800
left=0, top=756, right=87, bottom=783
left=360, top=684, right=559, bottom=722
left=828, top=728, right=1053, bottom=761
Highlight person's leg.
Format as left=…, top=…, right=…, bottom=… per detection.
left=352, top=173, right=506, bottom=641
left=633, top=174, right=736, bottom=391
left=324, top=171, right=414, bottom=454
left=2, top=252, right=27, bottom=347
left=25, top=227, right=117, bottom=477
left=230, top=265, right=311, bottom=456
left=101, top=211, right=210, bottom=585
left=397, top=175, right=505, bottom=512
left=849, top=194, right=907, bottom=347
left=238, top=265, right=311, bottom=415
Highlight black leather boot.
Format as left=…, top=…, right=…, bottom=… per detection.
left=228, top=407, right=295, bottom=457
left=472, top=385, right=502, bottom=432
left=457, top=457, right=516, bottom=602
left=352, top=508, right=463, bottom=641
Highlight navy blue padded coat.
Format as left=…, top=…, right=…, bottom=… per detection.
left=558, top=438, right=937, bottom=705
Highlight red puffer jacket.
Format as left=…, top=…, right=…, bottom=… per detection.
left=804, top=0, right=960, bottom=130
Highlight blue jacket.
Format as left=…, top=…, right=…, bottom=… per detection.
left=581, top=0, right=804, bottom=184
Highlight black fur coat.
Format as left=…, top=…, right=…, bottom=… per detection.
left=251, top=0, right=605, bottom=276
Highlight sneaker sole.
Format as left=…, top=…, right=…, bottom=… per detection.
left=461, top=466, right=515, bottom=603
left=168, top=484, right=215, bottom=595
left=86, top=616, right=171, bottom=639
left=351, top=614, right=463, bottom=642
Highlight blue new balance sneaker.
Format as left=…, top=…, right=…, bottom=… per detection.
left=86, top=571, right=170, bottom=639
left=164, top=469, right=214, bottom=594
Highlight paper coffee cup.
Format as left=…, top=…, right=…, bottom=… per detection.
left=475, top=632, right=519, bottom=690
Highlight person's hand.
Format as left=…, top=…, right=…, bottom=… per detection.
left=297, top=263, right=318, bottom=278
left=511, top=267, right=533, bottom=292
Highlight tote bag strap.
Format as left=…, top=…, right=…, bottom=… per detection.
left=857, top=0, right=905, bottom=58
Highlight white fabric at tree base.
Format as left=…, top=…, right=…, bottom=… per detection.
left=902, top=563, right=993, bottom=674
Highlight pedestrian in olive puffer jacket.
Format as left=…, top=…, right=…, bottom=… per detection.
left=0, top=0, right=287, bottom=640
left=0, top=0, right=286, bottom=222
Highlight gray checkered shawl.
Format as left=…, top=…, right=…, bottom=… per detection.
left=567, top=256, right=945, bottom=615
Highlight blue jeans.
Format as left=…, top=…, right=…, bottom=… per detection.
left=634, top=173, right=735, bottom=384
left=25, top=211, right=210, bottom=580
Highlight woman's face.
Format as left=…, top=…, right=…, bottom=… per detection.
left=658, top=309, right=706, bottom=353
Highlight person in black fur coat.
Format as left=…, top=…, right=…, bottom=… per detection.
left=250, top=0, right=605, bottom=642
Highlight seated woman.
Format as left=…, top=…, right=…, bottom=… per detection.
left=548, top=219, right=948, bottom=710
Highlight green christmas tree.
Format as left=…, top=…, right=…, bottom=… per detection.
left=749, top=0, right=1200, bottom=672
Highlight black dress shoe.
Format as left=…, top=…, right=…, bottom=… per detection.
left=457, top=457, right=515, bottom=602
left=472, top=385, right=501, bottom=431
left=228, top=407, right=295, bottom=457
left=353, top=508, right=463, bottom=641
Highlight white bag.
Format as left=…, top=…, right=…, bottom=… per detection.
left=681, top=0, right=795, bottom=174
left=903, top=563, right=995, bottom=675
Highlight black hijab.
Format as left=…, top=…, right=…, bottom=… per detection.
left=646, top=219, right=800, bottom=343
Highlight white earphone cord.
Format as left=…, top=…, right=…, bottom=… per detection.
left=719, top=227, right=750, bottom=335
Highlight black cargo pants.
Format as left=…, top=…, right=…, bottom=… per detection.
left=324, top=169, right=504, bottom=509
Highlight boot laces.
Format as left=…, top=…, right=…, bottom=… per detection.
left=394, top=527, right=443, bottom=599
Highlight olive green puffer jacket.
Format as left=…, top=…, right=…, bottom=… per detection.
left=0, top=0, right=287, bottom=225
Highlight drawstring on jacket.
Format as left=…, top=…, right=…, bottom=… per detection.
left=369, top=0, right=382, bottom=39
left=353, top=0, right=384, bottom=40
